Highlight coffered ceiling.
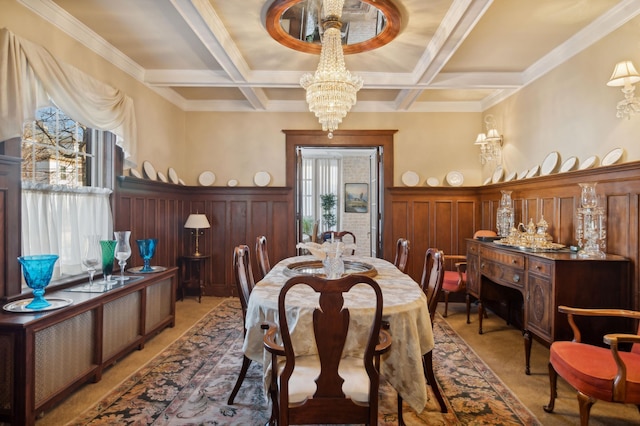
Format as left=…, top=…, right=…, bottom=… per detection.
left=22, top=0, right=640, bottom=113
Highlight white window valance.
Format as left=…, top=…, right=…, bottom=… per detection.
left=0, top=27, right=137, bottom=167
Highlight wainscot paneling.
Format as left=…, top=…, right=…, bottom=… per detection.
left=114, top=177, right=294, bottom=297
left=387, top=161, right=640, bottom=311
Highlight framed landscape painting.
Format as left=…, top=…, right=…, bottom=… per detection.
left=345, top=183, right=368, bottom=213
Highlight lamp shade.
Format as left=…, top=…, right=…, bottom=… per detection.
left=486, top=128, right=501, bottom=141
left=184, top=214, right=210, bottom=229
left=607, top=61, right=640, bottom=87
left=474, top=133, right=487, bottom=145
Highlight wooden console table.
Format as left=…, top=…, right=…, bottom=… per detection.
left=0, top=267, right=177, bottom=425
left=178, top=255, right=210, bottom=302
left=466, top=239, right=630, bottom=374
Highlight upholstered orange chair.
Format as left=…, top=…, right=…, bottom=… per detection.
left=442, top=230, right=497, bottom=321
left=543, top=305, right=640, bottom=425
left=393, top=238, right=410, bottom=273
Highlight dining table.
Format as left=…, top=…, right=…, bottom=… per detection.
left=242, top=254, right=434, bottom=412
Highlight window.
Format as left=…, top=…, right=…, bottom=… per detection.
left=21, top=105, right=114, bottom=282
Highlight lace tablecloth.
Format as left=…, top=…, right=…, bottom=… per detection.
left=242, top=255, right=433, bottom=412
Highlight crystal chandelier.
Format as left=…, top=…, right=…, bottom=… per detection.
left=300, top=0, right=363, bottom=139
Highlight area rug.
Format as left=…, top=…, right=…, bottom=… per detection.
left=71, top=298, right=540, bottom=425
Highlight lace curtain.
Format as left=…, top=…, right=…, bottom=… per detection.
left=0, top=27, right=137, bottom=167
left=21, top=183, right=113, bottom=278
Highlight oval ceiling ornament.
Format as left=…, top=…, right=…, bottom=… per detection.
left=265, top=0, right=401, bottom=55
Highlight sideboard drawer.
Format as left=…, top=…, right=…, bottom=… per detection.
left=528, top=258, right=553, bottom=277
left=480, top=246, right=525, bottom=269
left=480, top=260, right=524, bottom=289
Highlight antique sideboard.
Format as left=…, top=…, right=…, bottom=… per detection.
left=0, top=268, right=177, bottom=425
left=466, top=239, right=631, bottom=374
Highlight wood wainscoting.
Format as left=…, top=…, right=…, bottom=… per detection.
left=387, top=161, right=640, bottom=311
left=114, top=177, right=294, bottom=296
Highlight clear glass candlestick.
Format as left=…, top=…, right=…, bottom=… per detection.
left=82, top=235, right=101, bottom=287
left=114, top=231, right=132, bottom=281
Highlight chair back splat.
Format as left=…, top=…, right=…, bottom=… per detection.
left=321, top=230, right=357, bottom=255
left=255, top=235, right=271, bottom=280
left=393, top=238, right=410, bottom=273
left=263, top=274, right=391, bottom=426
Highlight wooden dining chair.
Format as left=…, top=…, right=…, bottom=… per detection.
left=227, top=245, right=256, bottom=405
left=397, top=247, right=447, bottom=423
left=544, top=306, right=640, bottom=425
left=321, top=230, right=357, bottom=255
left=255, top=235, right=271, bottom=280
left=393, top=238, right=410, bottom=273
left=442, top=230, right=497, bottom=321
left=263, top=274, right=392, bottom=426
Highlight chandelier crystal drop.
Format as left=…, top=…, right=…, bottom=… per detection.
left=300, top=0, right=363, bottom=138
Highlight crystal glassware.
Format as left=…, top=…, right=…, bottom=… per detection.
left=82, top=235, right=101, bottom=287
left=18, top=254, right=59, bottom=310
left=496, top=190, right=514, bottom=237
left=136, top=238, right=158, bottom=272
left=100, top=240, right=117, bottom=284
left=114, top=231, right=132, bottom=281
left=322, top=241, right=345, bottom=279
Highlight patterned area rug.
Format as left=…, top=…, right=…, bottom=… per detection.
left=71, top=298, right=539, bottom=425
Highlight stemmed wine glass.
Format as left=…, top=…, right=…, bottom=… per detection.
left=114, top=231, right=132, bottom=282
left=82, top=235, right=101, bottom=287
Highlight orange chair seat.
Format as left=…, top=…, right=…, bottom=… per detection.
left=550, top=341, right=640, bottom=402
left=442, top=270, right=465, bottom=292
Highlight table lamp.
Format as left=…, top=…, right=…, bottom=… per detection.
left=184, top=213, right=210, bottom=256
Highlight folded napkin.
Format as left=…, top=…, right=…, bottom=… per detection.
left=296, top=241, right=357, bottom=259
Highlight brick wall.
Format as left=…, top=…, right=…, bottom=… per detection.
left=341, top=156, right=372, bottom=256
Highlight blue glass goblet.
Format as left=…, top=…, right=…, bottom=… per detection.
left=18, top=254, right=59, bottom=310
left=136, top=238, right=158, bottom=272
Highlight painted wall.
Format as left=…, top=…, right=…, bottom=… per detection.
left=1, top=1, right=187, bottom=174
left=485, top=14, right=640, bottom=179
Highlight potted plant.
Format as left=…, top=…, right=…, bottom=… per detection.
left=320, top=193, right=337, bottom=232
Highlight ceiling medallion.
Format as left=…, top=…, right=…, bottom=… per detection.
left=266, top=0, right=401, bottom=137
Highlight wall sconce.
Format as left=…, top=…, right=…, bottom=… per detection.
left=474, top=114, right=503, bottom=165
left=184, top=213, right=210, bottom=256
left=607, top=60, right=640, bottom=119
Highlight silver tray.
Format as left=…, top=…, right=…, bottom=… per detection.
left=3, top=297, right=73, bottom=313
left=128, top=266, right=167, bottom=273
left=283, top=260, right=377, bottom=278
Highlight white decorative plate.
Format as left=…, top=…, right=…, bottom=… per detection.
left=559, top=156, right=578, bottom=173
left=579, top=155, right=599, bottom=170
left=178, top=178, right=186, bottom=185
left=157, top=171, right=168, bottom=183
left=426, top=177, right=440, bottom=187
left=142, top=161, right=157, bottom=180
left=540, top=151, right=560, bottom=175
left=602, top=148, right=624, bottom=166
left=198, top=171, right=216, bottom=186
left=168, top=167, right=179, bottom=184
left=483, top=177, right=492, bottom=185
left=446, top=171, right=464, bottom=187
left=517, top=170, right=529, bottom=180
left=401, top=171, right=420, bottom=187
left=129, top=168, right=142, bottom=178
left=504, top=171, right=517, bottom=182
left=491, top=166, right=504, bottom=184
left=254, top=171, right=271, bottom=187
left=227, top=179, right=238, bottom=187
left=525, top=165, right=540, bottom=178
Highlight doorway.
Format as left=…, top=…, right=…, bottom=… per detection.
left=284, top=129, right=396, bottom=260
left=298, top=147, right=378, bottom=256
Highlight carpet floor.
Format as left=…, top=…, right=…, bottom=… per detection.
left=68, top=298, right=539, bottom=425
